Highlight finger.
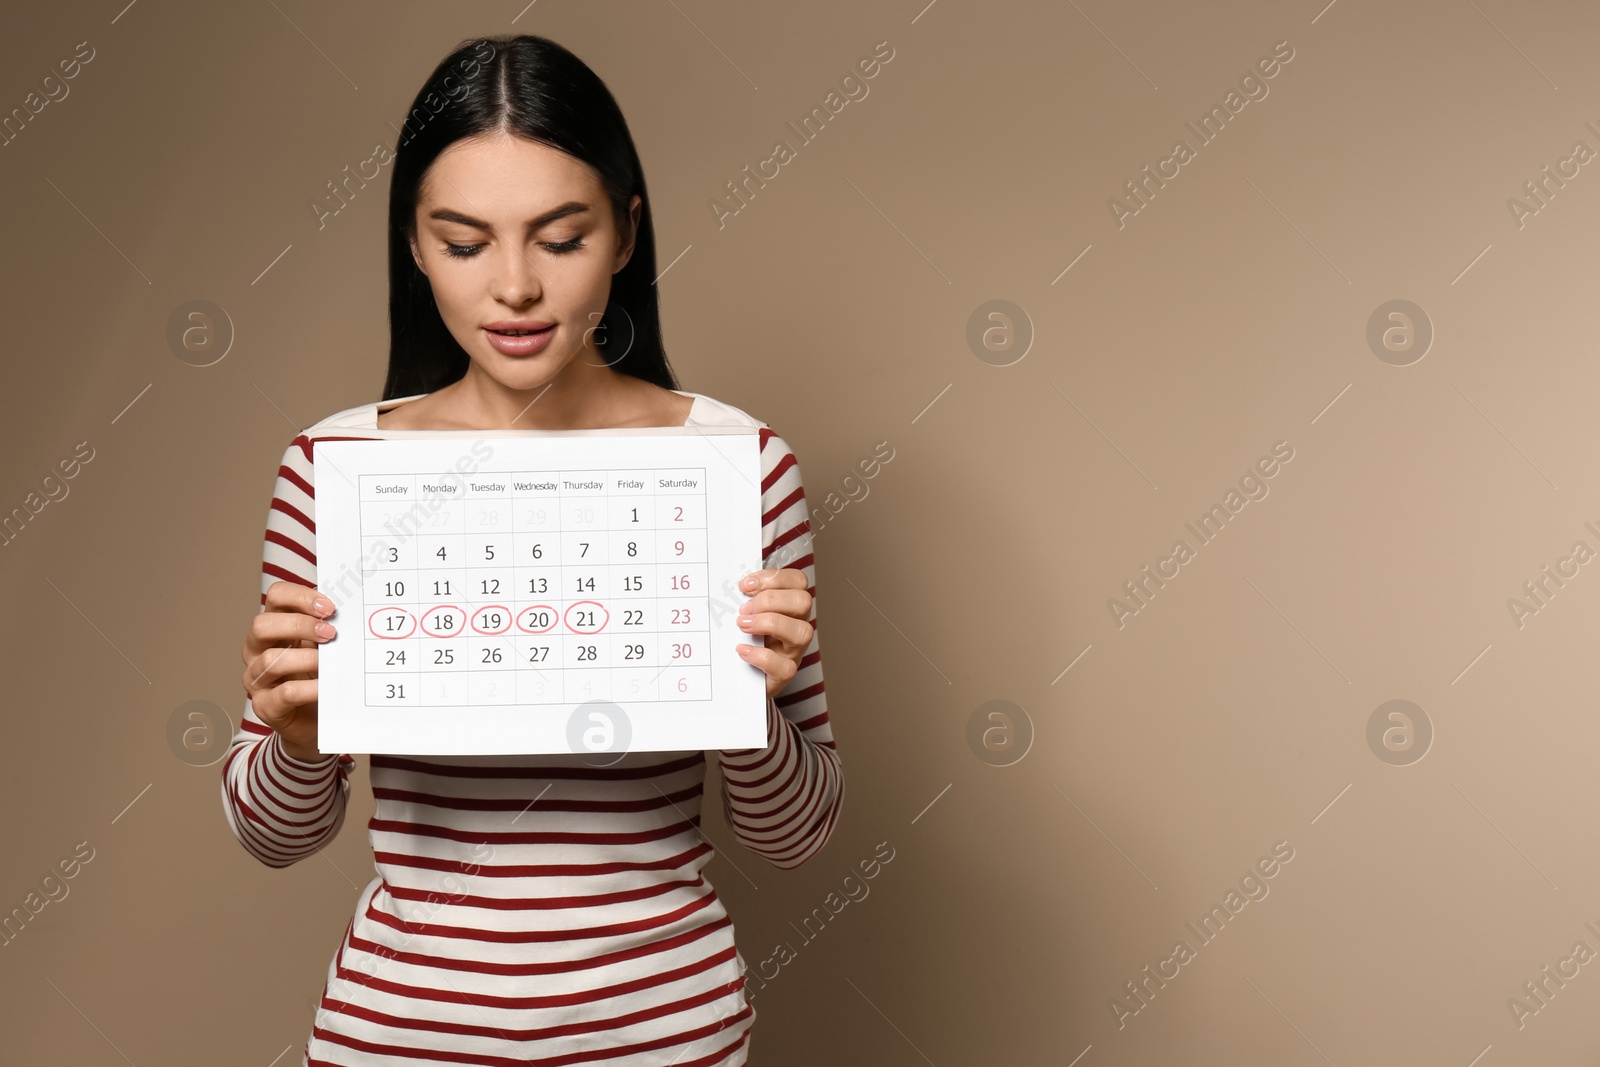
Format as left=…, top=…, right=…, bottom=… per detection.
left=748, top=569, right=811, bottom=603
left=740, top=568, right=807, bottom=594
left=739, top=586, right=812, bottom=620
left=735, top=642, right=797, bottom=686
left=243, top=645, right=319, bottom=692
left=245, top=610, right=337, bottom=658
left=254, top=678, right=318, bottom=726
left=264, top=580, right=338, bottom=619
left=736, top=611, right=812, bottom=650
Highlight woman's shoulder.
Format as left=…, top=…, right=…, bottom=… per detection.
left=267, top=399, right=383, bottom=480
left=681, top=390, right=765, bottom=431
left=304, top=397, right=384, bottom=434
left=682, top=390, right=807, bottom=469
left=683, top=390, right=806, bottom=460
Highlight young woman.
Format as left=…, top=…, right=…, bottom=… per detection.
left=223, top=34, right=842, bottom=1066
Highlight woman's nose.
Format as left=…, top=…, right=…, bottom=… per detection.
left=492, top=246, right=544, bottom=304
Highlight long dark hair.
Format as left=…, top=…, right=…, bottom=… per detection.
left=382, top=34, right=677, bottom=400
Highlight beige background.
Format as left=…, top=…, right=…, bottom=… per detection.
left=3, top=0, right=1599, bottom=1062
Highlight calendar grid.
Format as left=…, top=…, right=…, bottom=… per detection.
left=357, top=466, right=713, bottom=709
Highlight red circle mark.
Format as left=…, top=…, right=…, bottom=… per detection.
left=564, top=600, right=610, bottom=634
left=470, top=605, right=513, bottom=635
left=367, top=607, right=417, bottom=639
left=420, top=604, right=468, bottom=638
left=516, top=605, right=560, bottom=634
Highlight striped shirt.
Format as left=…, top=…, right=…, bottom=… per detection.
left=220, top=390, right=842, bottom=1066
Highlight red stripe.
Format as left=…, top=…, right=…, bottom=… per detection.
left=761, top=451, right=797, bottom=493
left=766, top=521, right=809, bottom=558
left=269, top=497, right=315, bottom=536
left=362, top=885, right=722, bottom=943
left=381, top=874, right=708, bottom=911
left=261, top=561, right=314, bottom=590
left=277, top=461, right=312, bottom=498
left=370, top=840, right=715, bottom=880
left=366, top=816, right=700, bottom=849
left=265, top=527, right=315, bottom=566
left=370, top=752, right=704, bottom=780
left=342, top=912, right=732, bottom=977
left=317, top=980, right=747, bottom=1047
left=332, top=942, right=738, bottom=1010
left=370, top=781, right=704, bottom=814
left=777, top=679, right=825, bottom=706
left=311, top=1004, right=750, bottom=1066
left=762, top=486, right=806, bottom=528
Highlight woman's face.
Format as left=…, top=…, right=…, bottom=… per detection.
left=409, top=131, right=641, bottom=391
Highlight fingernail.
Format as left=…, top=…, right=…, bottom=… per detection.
left=738, top=617, right=752, bottom=629
left=314, top=598, right=334, bottom=616
left=739, top=600, right=753, bottom=614
left=741, top=577, right=756, bottom=590
left=315, top=622, right=336, bottom=640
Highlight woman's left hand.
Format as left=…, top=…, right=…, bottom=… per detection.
left=734, top=568, right=814, bottom=699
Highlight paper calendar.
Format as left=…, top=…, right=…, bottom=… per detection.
left=311, top=427, right=768, bottom=755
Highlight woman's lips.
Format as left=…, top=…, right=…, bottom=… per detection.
left=484, top=324, right=555, bottom=356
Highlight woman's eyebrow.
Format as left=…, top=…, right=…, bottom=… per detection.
left=426, top=201, right=590, bottom=231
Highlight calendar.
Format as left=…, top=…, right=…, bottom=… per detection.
left=311, top=427, right=768, bottom=755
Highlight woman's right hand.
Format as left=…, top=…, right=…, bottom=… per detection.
left=241, top=581, right=338, bottom=762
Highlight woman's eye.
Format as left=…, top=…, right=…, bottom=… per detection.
left=443, top=238, right=582, bottom=258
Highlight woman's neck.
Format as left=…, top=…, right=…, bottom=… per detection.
left=381, top=362, right=690, bottom=431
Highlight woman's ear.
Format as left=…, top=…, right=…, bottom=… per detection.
left=409, top=231, right=427, bottom=276
left=614, top=194, right=642, bottom=274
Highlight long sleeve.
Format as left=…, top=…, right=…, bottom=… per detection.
left=219, top=435, right=354, bottom=867
left=717, top=428, right=844, bottom=869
